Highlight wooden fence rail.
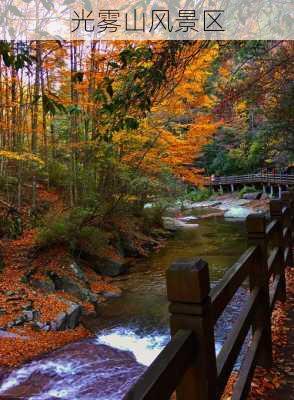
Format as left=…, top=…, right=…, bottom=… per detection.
left=204, top=173, right=294, bottom=186
left=124, top=190, right=294, bottom=400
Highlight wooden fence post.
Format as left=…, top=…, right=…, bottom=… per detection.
left=166, top=258, right=217, bottom=400
left=269, top=200, right=287, bottom=301
left=246, top=214, right=273, bottom=368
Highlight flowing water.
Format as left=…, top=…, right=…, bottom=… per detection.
left=0, top=209, right=249, bottom=400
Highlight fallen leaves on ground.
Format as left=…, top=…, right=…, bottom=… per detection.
left=0, top=325, right=91, bottom=367
left=222, top=266, right=294, bottom=399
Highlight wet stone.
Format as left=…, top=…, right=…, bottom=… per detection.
left=23, top=310, right=37, bottom=322
left=14, top=317, right=26, bottom=326
left=53, top=312, right=67, bottom=331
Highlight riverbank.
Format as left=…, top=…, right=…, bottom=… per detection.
left=0, top=222, right=170, bottom=368
left=0, top=187, right=169, bottom=368
left=0, top=191, right=270, bottom=369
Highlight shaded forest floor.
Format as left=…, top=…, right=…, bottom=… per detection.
left=0, top=226, right=104, bottom=367
left=0, top=187, right=121, bottom=367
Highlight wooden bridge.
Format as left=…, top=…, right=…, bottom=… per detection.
left=204, top=173, right=294, bottom=197
left=124, top=190, right=294, bottom=400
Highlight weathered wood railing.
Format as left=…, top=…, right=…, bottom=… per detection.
left=204, top=173, right=294, bottom=186
left=124, top=191, right=294, bottom=400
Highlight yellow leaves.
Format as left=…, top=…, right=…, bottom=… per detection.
left=219, top=65, right=231, bottom=78
left=0, top=151, right=45, bottom=166
left=235, top=101, right=247, bottom=114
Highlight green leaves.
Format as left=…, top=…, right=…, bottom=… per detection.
left=0, top=42, right=32, bottom=69
left=40, top=0, right=54, bottom=11
left=81, top=0, right=92, bottom=12
left=108, top=61, right=120, bottom=69
left=67, top=105, right=82, bottom=115
left=7, top=5, right=24, bottom=17
left=119, top=46, right=153, bottom=67
left=124, top=117, right=139, bottom=130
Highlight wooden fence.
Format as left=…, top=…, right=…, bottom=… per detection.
left=204, top=173, right=294, bottom=187
left=124, top=190, right=294, bottom=400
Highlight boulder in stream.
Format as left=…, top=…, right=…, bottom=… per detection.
left=242, top=192, right=262, bottom=200
left=94, top=257, right=128, bottom=277
left=162, top=217, right=199, bottom=231
left=224, top=206, right=254, bottom=219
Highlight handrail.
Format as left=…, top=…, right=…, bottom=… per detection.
left=124, top=191, right=294, bottom=400
left=210, top=246, right=257, bottom=323
left=206, top=173, right=294, bottom=186
left=123, top=330, right=195, bottom=400
left=216, top=287, right=260, bottom=396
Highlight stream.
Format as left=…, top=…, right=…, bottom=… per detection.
left=0, top=208, right=249, bottom=400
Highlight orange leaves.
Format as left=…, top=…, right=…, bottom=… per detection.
left=157, top=115, right=219, bottom=184
left=0, top=326, right=91, bottom=367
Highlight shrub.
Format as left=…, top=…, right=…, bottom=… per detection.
left=47, top=160, right=69, bottom=189
left=184, top=187, right=213, bottom=202
left=142, top=204, right=166, bottom=233
left=37, top=207, right=107, bottom=255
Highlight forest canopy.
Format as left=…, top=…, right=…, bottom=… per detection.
left=0, top=40, right=293, bottom=218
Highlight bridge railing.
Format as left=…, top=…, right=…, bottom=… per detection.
left=124, top=191, right=294, bottom=400
left=206, top=173, right=294, bottom=186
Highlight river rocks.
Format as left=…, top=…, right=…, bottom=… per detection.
left=51, top=300, right=81, bottom=331
left=177, top=216, right=198, bottom=222
left=242, top=192, right=262, bottom=200
left=66, top=302, right=82, bottom=329
left=51, top=312, right=67, bottom=331
left=184, top=200, right=222, bottom=209
left=34, top=299, right=82, bottom=332
left=99, top=288, right=122, bottom=299
left=198, top=211, right=224, bottom=219
left=224, top=206, right=254, bottom=219
left=48, top=272, right=97, bottom=303
left=30, top=277, right=55, bottom=293
left=93, top=257, right=128, bottom=277
left=70, top=261, right=88, bottom=283
left=1, top=307, right=39, bottom=330
left=23, top=310, right=38, bottom=322
left=162, top=217, right=199, bottom=231
left=8, top=316, right=26, bottom=327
